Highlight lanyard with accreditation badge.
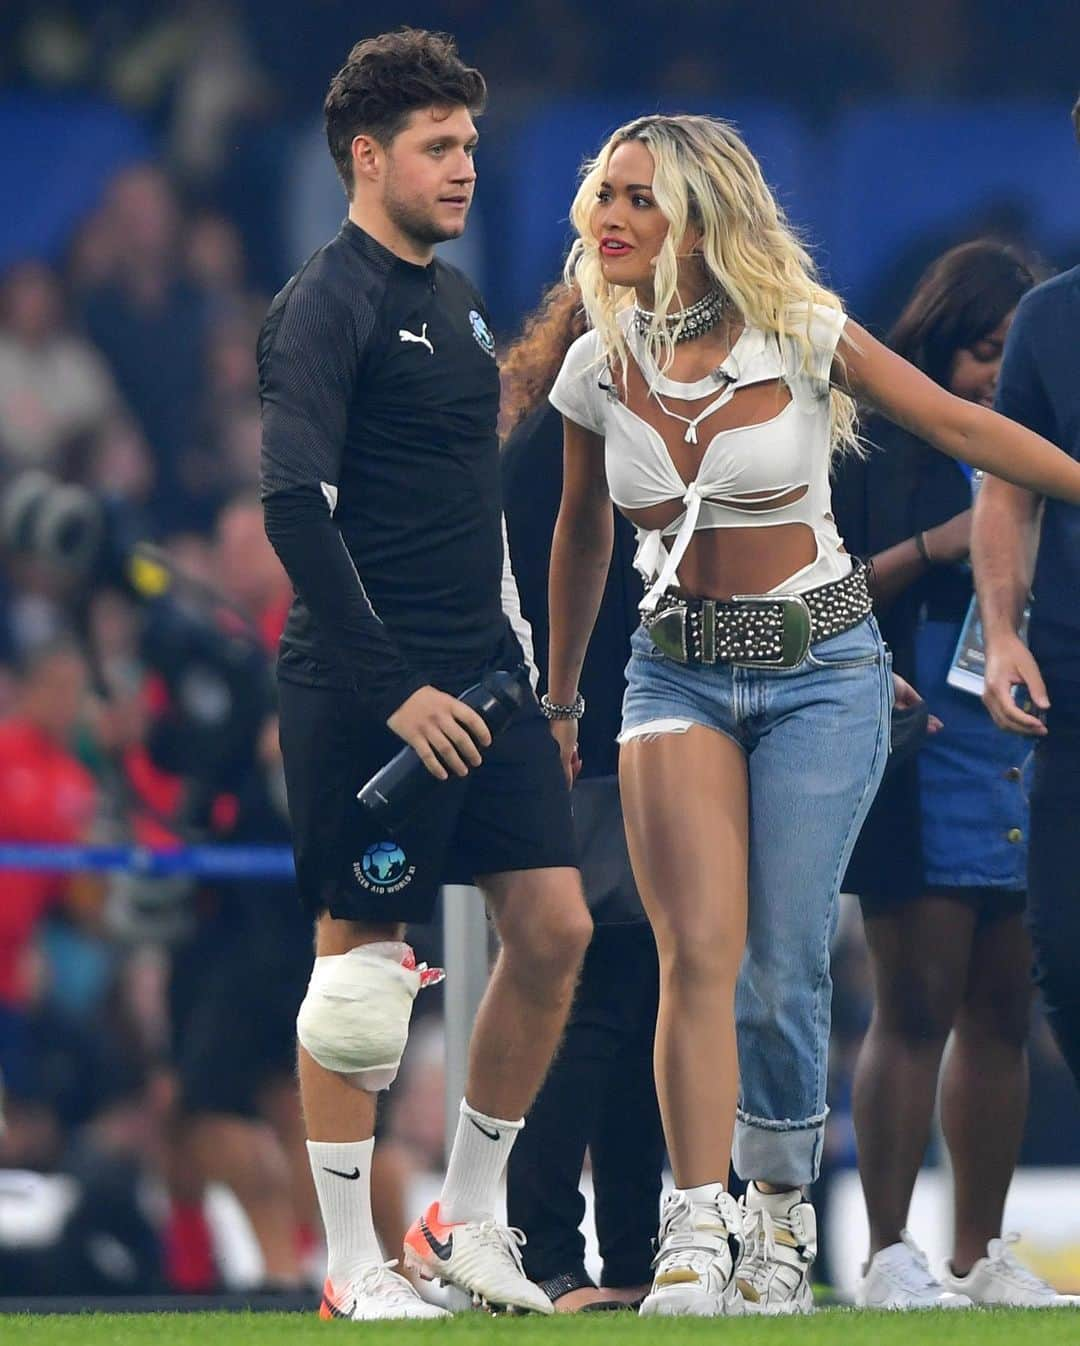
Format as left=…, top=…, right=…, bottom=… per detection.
left=946, top=460, right=1031, bottom=695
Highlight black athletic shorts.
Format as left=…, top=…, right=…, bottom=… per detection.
left=277, top=676, right=577, bottom=923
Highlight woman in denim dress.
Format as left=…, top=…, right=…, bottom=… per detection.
left=834, top=241, right=1065, bottom=1307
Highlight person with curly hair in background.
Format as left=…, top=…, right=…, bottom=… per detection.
left=501, top=282, right=663, bottom=1312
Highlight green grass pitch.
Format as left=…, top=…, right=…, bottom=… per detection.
left=3, top=1310, right=1080, bottom=1345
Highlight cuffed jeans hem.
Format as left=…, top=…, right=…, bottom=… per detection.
left=732, top=1107, right=828, bottom=1187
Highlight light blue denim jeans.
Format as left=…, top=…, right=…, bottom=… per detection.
left=620, top=614, right=892, bottom=1187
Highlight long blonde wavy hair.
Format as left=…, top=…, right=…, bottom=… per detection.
left=565, top=113, right=859, bottom=457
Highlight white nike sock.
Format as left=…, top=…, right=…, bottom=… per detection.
left=438, top=1099, right=523, bottom=1224
left=307, top=1138, right=382, bottom=1285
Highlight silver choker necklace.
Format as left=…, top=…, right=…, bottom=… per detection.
left=632, top=288, right=727, bottom=344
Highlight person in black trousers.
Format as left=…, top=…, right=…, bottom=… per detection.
left=501, top=283, right=664, bottom=1311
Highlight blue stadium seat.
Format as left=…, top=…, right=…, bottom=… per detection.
left=823, top=100, right=1080, bottom=313
left=0, top=93, right=149, bottom=272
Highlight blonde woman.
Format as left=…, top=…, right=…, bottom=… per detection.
left=543, top=113, right=1080, bottom=1318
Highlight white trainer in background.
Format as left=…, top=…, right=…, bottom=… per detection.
left=639, top=1187, right=746, bottom=1318
left=319, top=1262, right=450, bottom=1320
left=738, top=1184, right=816, bottom=1314
left=855, top=1230, right=973, bottom=1309
left=939, top=1234, right=1076, bottom=1307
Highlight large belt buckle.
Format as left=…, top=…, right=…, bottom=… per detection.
left=729, top=592, right=812, bottom=668
left=643, top=603, right=689, bottom=662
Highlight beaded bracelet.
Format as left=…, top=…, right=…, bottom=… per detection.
left=540, top=691, right=585, bottom=721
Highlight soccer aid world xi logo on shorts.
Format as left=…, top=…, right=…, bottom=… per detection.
left=355, top=840, right=417, bottom=893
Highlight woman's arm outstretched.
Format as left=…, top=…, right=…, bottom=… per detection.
left=840, top=321, right=1080, bottom=505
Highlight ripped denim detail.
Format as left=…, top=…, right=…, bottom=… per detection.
left=617, top=717, right=697, bottom=744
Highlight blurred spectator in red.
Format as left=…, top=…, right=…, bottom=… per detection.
left=0, top=262, right=119, bottom=470
left=160, top=497, right=315, bottom=1291
left=0, top=642, right=97, bottom=1097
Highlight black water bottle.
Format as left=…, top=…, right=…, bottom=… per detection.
left=357, top=668, right=530, bottom=829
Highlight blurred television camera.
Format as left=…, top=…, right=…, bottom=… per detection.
left=0, top=469, right=277, bottom=815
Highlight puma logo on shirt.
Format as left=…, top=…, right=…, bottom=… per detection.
left=399, top=323, right=434, bottom=354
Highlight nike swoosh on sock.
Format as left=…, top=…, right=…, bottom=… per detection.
left=469, top=1118, right=501, bottom=1141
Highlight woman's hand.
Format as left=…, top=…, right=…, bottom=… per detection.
left=893, top=673, right=943, bottom=734
left=548, top=717, right=582, bottom=789
left=840, top=321, right=1080, bottom=505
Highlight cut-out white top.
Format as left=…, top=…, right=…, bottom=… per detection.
left=549, top=303, right=853, bottom=610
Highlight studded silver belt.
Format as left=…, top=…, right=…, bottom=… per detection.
left=642, top=563, right=872, bottom=668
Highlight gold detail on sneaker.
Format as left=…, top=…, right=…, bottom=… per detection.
left=772, top=1229, right=801, bottom=1249
left=736, top=1279, right=761, bottom=1303
left=655, top=1269, right=702, bottom=1287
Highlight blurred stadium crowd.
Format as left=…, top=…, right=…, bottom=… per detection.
left=3, top=0, right=1080, bottom=119
left=1, top=0, right=1080, bottom=1302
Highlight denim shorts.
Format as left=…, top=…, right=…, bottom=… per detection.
left=621, top=614, right=891, bottom=750
left=619, top=613, right=892, bottom=1185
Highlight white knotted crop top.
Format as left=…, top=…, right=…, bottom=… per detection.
left=549, top=303, right=853, bottom=611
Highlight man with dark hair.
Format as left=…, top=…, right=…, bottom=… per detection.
left=259, top=29, right=590, bottom=1320
left=323, top=29, right=488, bottom=192
left=972, top=96, right=1080, bottom=1100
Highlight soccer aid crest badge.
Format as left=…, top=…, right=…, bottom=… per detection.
left=355, top=840, right=416, bottom=893
left=468, top=309, right=496, bottom=358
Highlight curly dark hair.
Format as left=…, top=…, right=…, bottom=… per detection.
left=499, top=282, right=588, bottom=436
left=325, top=28, right=486, bottom=195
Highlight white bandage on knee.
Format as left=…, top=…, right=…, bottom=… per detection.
left=296, top=942, right=420, bottom=1092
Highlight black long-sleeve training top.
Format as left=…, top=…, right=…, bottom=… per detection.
left=258, top=220, right=515, bottom=722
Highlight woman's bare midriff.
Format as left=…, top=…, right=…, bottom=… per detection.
left=617, top=351, right=823, bottom=597
left=622, top=514, right=821, bottom=598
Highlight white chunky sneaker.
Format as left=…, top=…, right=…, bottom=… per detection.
left=856, top=1231, right=973, bottom=1309
left=940, top=1235, right=1075, bottom=1306
left=319, top=1261, right=450, bottom=1319
left=738, top=1185, right=816, bottom=1315
left=639, top=1188, right=746, bottom=1318
left=403, top=1202, right=553, bottom=1314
